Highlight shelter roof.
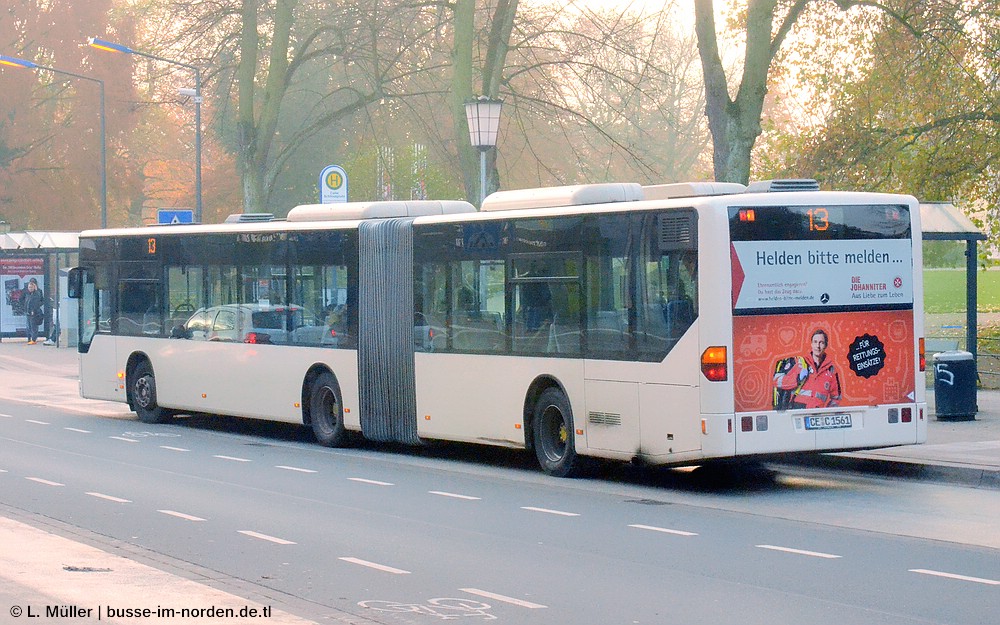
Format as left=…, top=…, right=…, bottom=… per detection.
left=920, top=202, right=986, bottom=241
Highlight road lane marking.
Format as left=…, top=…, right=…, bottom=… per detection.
left=757, top=545, right=841, bottom=559
left=158, top=510, right=206, bottom=522
left=276, top=465, right=317, bottom=473
left=214, top=455, right=251, bottom=462
left=160, top=446, right=190, bottom=452
left=109, top=436, right=139, bottom=443
left=459, top=588, right=547, bottom=609
left=238, top=531, right=296, bottom=545
left=629, top=524, right=698, bottom=537
left=26, top=477, right=64, bottom=487
left=25, top=419, right=50, bottom=425
left=521, top=506, right=580, bottom=517
left=64, top=427, right=91, bottom=433
left=348, top=478, right=394, bottom=486
left=910, top=569, right=1000, bottom=585
left=0, top=413, right=12, bottom=418
left=429, top=491, right=481, bottom=500
left=339, top=557, right=410, bottom=574
left=87, top=492, right=131, bottom=503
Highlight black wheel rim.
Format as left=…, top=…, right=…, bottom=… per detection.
left=315, top=385, right=338, bottom=434
left=539, top=404, right=568, bottom=463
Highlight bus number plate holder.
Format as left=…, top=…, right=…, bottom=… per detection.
left=803, top=414, right=853, bottom=430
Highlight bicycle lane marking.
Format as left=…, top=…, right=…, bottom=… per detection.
left=459, top=588, right=547, bottom=609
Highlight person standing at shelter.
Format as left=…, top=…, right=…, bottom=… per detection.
left=24, top=278, right=44, bottom=345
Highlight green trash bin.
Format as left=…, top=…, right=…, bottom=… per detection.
left=933, top=350, right=977, bottom=421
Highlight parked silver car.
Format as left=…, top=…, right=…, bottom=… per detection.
left=179, top=304, right=334, bottom=345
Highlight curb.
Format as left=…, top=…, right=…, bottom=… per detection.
left=773, top=454, right=1000, bottom=490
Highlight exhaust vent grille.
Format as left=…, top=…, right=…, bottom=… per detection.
left=589, top=411, right=622, bottom=426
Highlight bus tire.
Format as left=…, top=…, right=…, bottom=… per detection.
left=532, top=387, right=581, bottom=478
left=132, top=361, right=171, bottom=424
left=310, top=372, right=346, bottom=447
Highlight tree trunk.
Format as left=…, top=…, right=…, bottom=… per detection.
left=236, top=0, right=261, bottom=213
left=450, top=0, right=479, bottom=204
left=235, top=0, right=297, bottom=214
left=695, top=0, right=779, bottom=184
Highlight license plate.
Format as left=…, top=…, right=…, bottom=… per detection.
left=803, top=414, right=853, bottom=430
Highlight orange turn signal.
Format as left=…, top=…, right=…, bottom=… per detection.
left=701, top=346, right=728, bottom=381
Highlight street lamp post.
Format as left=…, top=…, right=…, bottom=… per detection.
left=464, top=96, right=503, bottom=207
left=0, top=54, right=107, bottom=228
left=88, top=37, right=202, bottom=223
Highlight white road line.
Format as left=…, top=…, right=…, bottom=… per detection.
left=109, top=436, right=139, bottom=443
left=629, top=524, right=698, bottom=537
left=348, top=478, right=394, bottom=486
left=339, top=557, right=410, bottom=574
left=521, top=506, right=580, bottom=517
left=25, top=419, right=50, bottom=425
left=26, top=477, right=64, bottom=487
left=460, top=588, right=547, bottom=609
left=158, top=510, right=206, bottom=522
left=160, top=446, right=190, bottom=452
left=757, top=545, right=841, bottom=559
left=0, top=413, right=12, bottom=418
left=429, top=491, right=481, bottom=501
left=214, top=455, right=251, bottom=462
left=910, top=569, right=1000, bottom=586
left=64, top=427, right=91, bottom=433
left=86, top=492, right=131, bottom=503
left=238, top=530, right=297, bottom=545
left=276, top=465, right=317, bottom=473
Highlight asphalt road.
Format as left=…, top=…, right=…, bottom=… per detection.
left=2, top=400, right=999, bottom=625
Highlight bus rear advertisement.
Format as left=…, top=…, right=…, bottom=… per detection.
left=69, top=179, right=926, bottom=477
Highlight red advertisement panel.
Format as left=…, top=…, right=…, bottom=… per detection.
left=733, top=310, right=915, bottom=413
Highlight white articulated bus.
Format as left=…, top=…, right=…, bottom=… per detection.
left=69, top=179, right=926, bottom=476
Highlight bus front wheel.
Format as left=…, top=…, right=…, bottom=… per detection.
left=309, top=372, right=346, bottom=447
left=532, top=387, right=581, bottom=478
left=132, top=361, right=171, bottom=424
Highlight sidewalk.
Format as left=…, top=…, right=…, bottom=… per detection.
left=786, top=390, right=1000, bottom=489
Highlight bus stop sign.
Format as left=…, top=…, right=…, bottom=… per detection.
left=158, top=209, right=194, bottom=225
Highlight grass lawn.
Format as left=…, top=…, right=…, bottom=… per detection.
left=923, top=268, right=1000, bottom=313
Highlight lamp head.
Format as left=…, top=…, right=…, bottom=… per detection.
left=87, top=37, right=133, bottom=55
left=0, top=54, right=38, bottom=69
left=463, top=96, right=503, bottom=149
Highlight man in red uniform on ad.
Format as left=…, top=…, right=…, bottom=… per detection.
left=793, top=328, right=842, bottom=409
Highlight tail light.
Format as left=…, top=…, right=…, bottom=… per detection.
left=701, top=346, right=728, bottom=381
left=918, top=337, right=925, bottom=372
left=244, top=332, right=271, bottom=344
left=901, top=407, right=912, bottom=423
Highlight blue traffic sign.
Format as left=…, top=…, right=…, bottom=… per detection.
left=158, top=209, right=195, bottom=225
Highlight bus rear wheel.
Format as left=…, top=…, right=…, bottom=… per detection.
left=309, top=372, right=346, bottom=447
left=132, top=361, right=171, bottom=424
left=532, top=387, right=581, bottom=478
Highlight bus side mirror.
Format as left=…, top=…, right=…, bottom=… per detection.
left=67, top=267, right=85, bottom=299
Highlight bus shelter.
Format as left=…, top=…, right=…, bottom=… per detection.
left=920, top=202, right=987, bottom=361
left=0, top=231, right=79, bottom=345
